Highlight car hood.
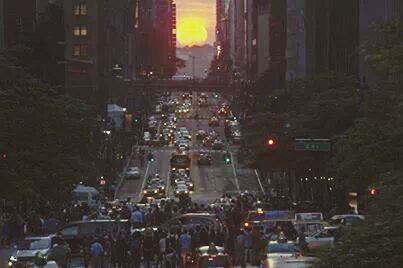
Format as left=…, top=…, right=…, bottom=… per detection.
left=267, top=253, right=295, bottom=259
left=16, top=249, right=47, bottom=258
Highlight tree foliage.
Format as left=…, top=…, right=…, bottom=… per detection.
left=0, top=51, right=97, bottom=202
left=316, top=20, right=403, bottom=266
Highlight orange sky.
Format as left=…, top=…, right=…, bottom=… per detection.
left=175, top=0, right=216, bottom=46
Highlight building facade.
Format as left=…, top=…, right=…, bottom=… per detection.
left=2, top=0, right=36, bottom=48
left=359, top=0, right=401, bottom=84
left=305, top=0, right=360, bottom=77
left=286, top=0, right=306, bottom=82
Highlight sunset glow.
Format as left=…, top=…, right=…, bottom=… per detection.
left=177, top=18, right=208, bottom=46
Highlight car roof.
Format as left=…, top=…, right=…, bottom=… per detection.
left=25, top=235, right=55, bottom=240
left=68, top=219, right=129, bottom=224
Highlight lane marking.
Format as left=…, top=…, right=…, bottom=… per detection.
left=138, top=161, right=151, bottom=201
left=230, top=152, right=240, bottom=192
left=254, top=169, right=266, bottom=195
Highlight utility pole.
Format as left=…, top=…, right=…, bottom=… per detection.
left=189, top=54, right=195, bottom=81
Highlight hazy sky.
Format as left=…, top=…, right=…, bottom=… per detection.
left=175, top=0, right=216, bottom=46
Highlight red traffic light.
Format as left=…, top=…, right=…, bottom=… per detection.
left=370, top=188, right=376, bottom=196
left=265, top=135, right=278, bottom=148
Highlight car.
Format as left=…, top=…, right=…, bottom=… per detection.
left=162, top=213, right=219, bottom=231
left=198, top=153, right=212, bottom=165
left=328, top=214, right=365, bottom=226
left=209, top=117, right=219, bottom=127
left=178, top=143, right=189, bottom=152
left=143, top=131, right=151, bottom=144
left=126, top=167, right=140, bottom=179
left=202, top=137, right=213, bottom=147
left=195, top=246, right=232, bottom=268
left=261, top=241, right=317, bottom=268
left=212, top=140, right=224, bottom=150
left=181, top=130, right=192, bottom=139
left=196, top=130, right=207, bottom=140
left=9, top=235, right=71, bottom=268
left=175, top=183, right=190, bottom=196
left=299, top=228, right=336, bottom=250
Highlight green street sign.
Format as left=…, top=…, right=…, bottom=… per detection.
left=295, top=139, right=331, bottom=152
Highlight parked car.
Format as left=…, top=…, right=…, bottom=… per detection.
left=9, top=235, right=71, bottom=268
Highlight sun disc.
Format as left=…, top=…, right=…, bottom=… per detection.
left=177, top=18, right=208, bottom=46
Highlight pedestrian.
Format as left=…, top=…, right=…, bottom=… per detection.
left=129, top=231, right=142, bottom=268
left=243, top=227, right=253, bottom=264
left=234, top=230, right=245, bottom=267
left=90, top=238, right=104, bottom=268
left=178, top=230, right=191, bottom=266
left=115, top=232, right=128, bottom=268
left=251, top=227, right=261, bottom=265
left=130, top=206, right=143, bottom=228
left=158, top=232, right=167, bottom=268
left=298, top=226, right=308, bottom=254
left=143, top=227, right=155, bottom=268
left=103, top=235, right=112, bottom=268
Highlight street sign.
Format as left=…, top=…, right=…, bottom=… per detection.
left=294, top=139, right=331, bottom=152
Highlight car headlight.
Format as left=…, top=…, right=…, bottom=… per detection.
left=144, top=190, right=147, bottom=194
left=172, top=168, right=176, bottom=171
left=189, top=183, right=193, bottom=187
left=185, top=191, right=189, bottom=194
left=154, top=190, right=158, bottom=193
left=176, top=191, right=179, bottom=194
left=161, top=186, right=165, bottom=190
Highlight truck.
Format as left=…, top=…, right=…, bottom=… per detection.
left=170, top=153, right=191, bottom=172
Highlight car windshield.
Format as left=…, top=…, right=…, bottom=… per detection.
left=18, top=239, right=51, bottom=250
left=268, top=243, right=297, bottom=254
left=247, top=212, right=265, bottom=221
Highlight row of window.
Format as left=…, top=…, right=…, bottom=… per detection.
left=74, top=3, right=87, bottom=16
left=73, top=25, right=87, bottom=36
left=73, top=44, right=88, bottom=57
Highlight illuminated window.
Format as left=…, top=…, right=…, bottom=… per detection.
left=73, top=25, right=87, bottom=36
left=74, top=3, right=87, bottom=16
left=73, top=45, right=88, bottom=57
left=73, top=45, right=81, bottom=56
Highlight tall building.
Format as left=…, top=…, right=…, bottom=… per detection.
left=359, top=0, right=401, bottom=84
left=286, top=0, right=306, bottom=82
left=0, top=0, right=4, bottom=49
left=64, top=0, right=137, bottom=103
left=305, top=0, right=359, bottom=76
left=2, top=0, right=36, bottom=48
left=228, top=0, right=246, bottom=80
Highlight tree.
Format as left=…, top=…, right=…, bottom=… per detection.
left=0, top=51, right=97, bottom=203
left=316, top=20, right=403, bottom=266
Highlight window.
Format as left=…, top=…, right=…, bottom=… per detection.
left=73, top=45, right=88, bottom=57
left=74, top=3, right=87, bottom=16
left=73, top=25, right=87, bottom=36
left=59, top=225, right=79, bottom=236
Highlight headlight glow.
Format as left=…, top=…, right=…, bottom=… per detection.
left=154, top=190, right=158, bottom=193
left=143, top=190, right=147, bottom=194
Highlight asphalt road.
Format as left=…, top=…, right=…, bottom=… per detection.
left=116, top=91, right=262, bottom=204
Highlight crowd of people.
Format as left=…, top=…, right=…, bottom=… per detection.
left=1, top=192, right=305, bottom=268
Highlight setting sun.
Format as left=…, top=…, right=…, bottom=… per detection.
left=177, top=18, right=208, bottom=46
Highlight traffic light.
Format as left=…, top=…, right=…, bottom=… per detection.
left=148, top=153, right=154, bottom=162
left=224, top=153, right=231, bottom=164
left=370, top=187, right=376, bottom=196
left=265, top=135, right=278, bottom=149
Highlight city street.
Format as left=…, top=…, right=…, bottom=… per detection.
left=116, top=91, right=262, bottom=204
